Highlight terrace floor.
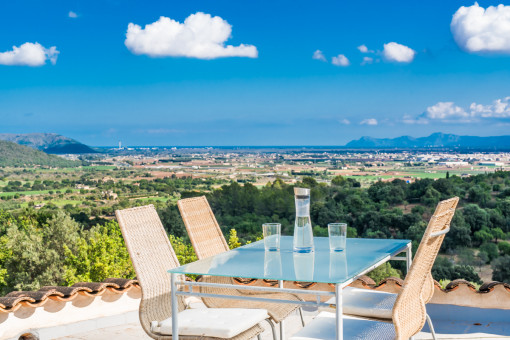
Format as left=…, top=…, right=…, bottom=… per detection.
left=55, top=301, right=510, bottom=340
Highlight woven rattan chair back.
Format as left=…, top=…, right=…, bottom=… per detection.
left=421, top=197, right=460, bottom=304
left=392, top=200, right=457, bottom=340
left=178, top=196, right=229, bottom=259
left=116, top=205, right=185, bottom=339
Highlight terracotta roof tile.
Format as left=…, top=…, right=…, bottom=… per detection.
left=444, top=279, right=477, bottom=292
left=479, top=281, right=510, bottom=293
left=377, top=276, right=404, bottom=288
left=1, top=276, right=509, bottom=313
left=0, top=280, right=140, bottom=313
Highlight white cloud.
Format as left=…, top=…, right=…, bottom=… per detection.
left=339, top=119, right=351, bottom=125
left=451, top=3, right=510, bottom=54
left=0, top=42, right=59, bottom=66
left=331, top=54, right=349, bottom=66
left=361, top=56, right=373, bottom=65
left=357, top=44, right=374, bottom=53
left=425, top=102, right=469, bottom=120
left=312, top=49, right=326, bottom=62
left=125, top=12, right=258, bottom=59
left=68, top=11, right=78, bottom=18
left=382, top=42, right=416, bottom=63
left=360, top=118, right=378, bottom=125
left=403, top=96, right=510, bottom=124
left=470, top=97, right=510, bottom=118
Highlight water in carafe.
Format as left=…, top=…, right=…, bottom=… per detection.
left=293, top=187, right=314, bottom=253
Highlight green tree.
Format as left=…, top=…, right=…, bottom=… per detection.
left=367, top=262, right=401, bottom=283
left=5, top=211, right=80, bottom=291
left=331, top=175, right=346, bottom=186
left=228, top=229, right=241, bottom=249
left=492, top=255, right=510, bottom=283
left=480, top=242, right=499, bottom=262
left=169, top=235, right=197, bottom=265
left=64, top=221, right=135, bottom=284
left=498, top=241, right=510, bottom=256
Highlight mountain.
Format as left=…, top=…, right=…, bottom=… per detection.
left=0, top=133, right=97, bottom=154
left=345, top=133, right=510, bottom=149
left=0, top=140, right=80, bottom=167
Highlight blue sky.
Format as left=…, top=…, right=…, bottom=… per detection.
left=2, top=0, right=510, bottom=146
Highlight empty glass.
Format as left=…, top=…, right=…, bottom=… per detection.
left=328, top=223, right=347, bottom=252
left=263, top=223, right=281, bottom=251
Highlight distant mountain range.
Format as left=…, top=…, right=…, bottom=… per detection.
left=0, top=140, right=80, bottom=167
left=345, top=133, right=510, bottom=149
left=0, top=133, right=97, bottom=154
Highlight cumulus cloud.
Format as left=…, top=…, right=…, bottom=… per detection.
left=357, top=44, right=374, bottom=53
left=68, top=11, right=78, bottom=18
left=312, top=49, right=326, bottom=62
left=360, top=118, right=378, bottom=125
left=0, top=42, right=59, bottom=66
left=425, top=102, right=469, bottom=120
left=125, top=12, right=258, bottom=59
left=451, top=3, right=510, bottom=54
left=403, top=96, right=510, bottom=124
left=382, top=42, right=416, bottom=63
left=470, top=97, right=510, bottom=118
left=331, top=54, right=349, bottom=66
left=361, top=56, right=373, bottom=65
left=339, top=119, right=351, bottom=125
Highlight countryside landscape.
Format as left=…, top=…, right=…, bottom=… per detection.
left=3, top=1, right=510, bottom=338
left=1, top=132, right=510, bottom=295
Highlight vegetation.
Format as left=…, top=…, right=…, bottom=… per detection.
left=1, top=169, right=510, bottom=294
left=0, top=140, right=80, bottom=167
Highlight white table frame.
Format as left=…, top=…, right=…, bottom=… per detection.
left=170, top=242, right=412, bottom=340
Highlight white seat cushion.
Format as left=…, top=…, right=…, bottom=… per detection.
left=153, top=308, right=269, bottom=338
left=326, top=286, right=396, bottom=319
left=290, top=312, right=395, bottom=340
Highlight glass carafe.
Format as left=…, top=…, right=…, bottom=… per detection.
left=293, top=187, right=314, bottom=253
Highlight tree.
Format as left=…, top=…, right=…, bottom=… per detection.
left=491, top=228, right=506, bottom=242
left=498, top=241, right=510, bottom=256
left=432, top=256, right=482, bottom=284
left=492, top=255, right=510, bottom=283
left=331, top=175, right=346, bottom=186
left=5, top=211, right=81, bottom=291
left=474, top=228, right=494, bottom=246
left=228, top=229, right=241, bottom=249
left=480, top=242, right=499, bottom=262
left=367, top=262, right=401, bottom=284
left=421, top=187, right=441, bottom=207
left=158, top=204, right=187, bottom=238
left=64, top=221, right=135, bottom=285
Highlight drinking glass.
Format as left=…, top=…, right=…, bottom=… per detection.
left=263, top=223, right=281, bottom=251
left=328, top=223, right=347, bottom=252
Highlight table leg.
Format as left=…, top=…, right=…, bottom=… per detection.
left=406, top=243, right=412, bottom=274
left=171, top=273, right=179, bottom=340
left=335, top=283, right=342, bottom=340
left=279, top=280, right=284, bottom=340
left=406, top=244, right=414, bottom=340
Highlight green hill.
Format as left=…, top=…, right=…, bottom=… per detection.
left=0, top=140, right=80, bottom=167
left=0, top=133, right=97, bottom=154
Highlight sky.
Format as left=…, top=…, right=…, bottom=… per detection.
left=2, top=0, right=510, bottom=146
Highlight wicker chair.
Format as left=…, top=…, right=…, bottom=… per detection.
left=116, top=205, right=267, bottom=340
left=335, top=197, right=459, bottom=339
left=291, top=203, right=458, bottom=340
left=177, top=196, right=304, bottom=328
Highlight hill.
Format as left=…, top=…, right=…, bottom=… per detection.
left=0, top=133, right=97, bottom=154
left=345, top=132, right=510, bottom=149
left=0, top=140, right=80, bottom=167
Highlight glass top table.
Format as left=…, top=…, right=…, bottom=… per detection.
left=168, top=236, right=411, bottom=340
left=169, top=236, right=410, bottom=284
